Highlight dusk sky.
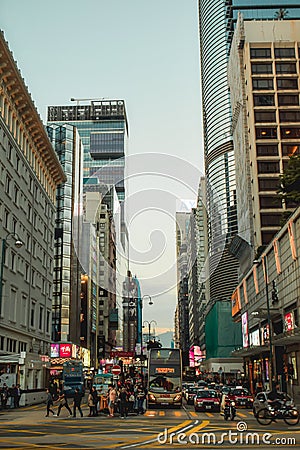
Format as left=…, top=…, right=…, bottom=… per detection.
left=1, top=0, right=204, bottom=333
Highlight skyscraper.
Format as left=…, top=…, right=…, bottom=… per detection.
left=197, top=1, right=300, bottom=369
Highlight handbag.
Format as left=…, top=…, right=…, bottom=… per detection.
left=129, top=394, right=135, bottom=402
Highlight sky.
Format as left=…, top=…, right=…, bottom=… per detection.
left=1, top=0, right=204, bottom=334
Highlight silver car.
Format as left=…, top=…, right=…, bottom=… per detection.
left=253, top=391, right=294, bottom=416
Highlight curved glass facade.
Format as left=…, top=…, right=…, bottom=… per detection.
left=199, top=0, right=238, bottom=262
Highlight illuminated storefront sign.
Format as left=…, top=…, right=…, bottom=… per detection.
left=242, top=312, right=249, bottom=348
left=155, top=367, right=175, bottom=374
left=50, top=344, right=59, bottom=358
left=59, top=343, right=72, bottom=358
left=284, top=312, right=295, bottom=332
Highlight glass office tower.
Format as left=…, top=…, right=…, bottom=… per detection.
left=47, top=100, right=128, bottom=203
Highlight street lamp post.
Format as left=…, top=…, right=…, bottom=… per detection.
left=137, top=295, right=153, bottom=345
left=143, top=320, right=157, bottom=343
left=0, top=233, right=23, bottom=315
left=254, top=257, right=274, bottom=390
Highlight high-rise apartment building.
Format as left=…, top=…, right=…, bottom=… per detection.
left=228, top=15, right=300, bottom=255
left=0, top=32, right=65, bottom=391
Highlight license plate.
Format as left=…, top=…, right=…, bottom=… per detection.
left=240, top=401, right=245, bottom=405
left=205, top=405, right=212, bottom=409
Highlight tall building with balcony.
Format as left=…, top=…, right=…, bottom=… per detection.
left=0, top=32, right=65, bottom=390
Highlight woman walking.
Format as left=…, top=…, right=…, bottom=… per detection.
left=45, top=389, right=55, bottom=417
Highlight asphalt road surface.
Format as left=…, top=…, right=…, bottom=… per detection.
left=0, top=401, right=299, bottom=449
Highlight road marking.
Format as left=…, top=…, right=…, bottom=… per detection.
left=205, top=412, right=214, bottom=417
left=158, top=411, right=165, bottom=416
left=190, top=411, right=198, bottom=418
left=119, top=420, right=197, bottom=448
left=237, top=412, right=247, bottom=418
left=174, top=410, right=182, bottom=417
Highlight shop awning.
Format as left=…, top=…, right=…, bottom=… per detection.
left=0, top=353, right=20, bottom=364
left=232, top=345, right=270, bottom=357
left=273, top=329, right=300, bottom=345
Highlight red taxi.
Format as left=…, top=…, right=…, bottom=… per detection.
left=228, top=387, right=254, bottom=408
left=194, top=389, right=220, bottom=412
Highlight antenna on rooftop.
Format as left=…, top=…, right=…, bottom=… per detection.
left=70, top=97, right=108, bottom=105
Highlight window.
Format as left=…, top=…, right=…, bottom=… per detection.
left=258, top=178, right=280, bottom=191
left=5, top=175, right=11, bottom=195
left=277, top=78, right=298, bottom=90
left=276, top=63, right=297, bottom=74
left=279, top=111, right=300, bottom=122
left=257, top=161, right=280, bottom=174
left=14, top=186, right=19, bottom=205
left=30, top=302, right=35, bottom=328
left=11, top=252, right=16, bottom=272
left=39, top=306, right=43, bottom=330
left=262, top=231, right=277, bottom=245
left=252, top=78, right=273, bottom=90
left=46, top=310, right=50, bottom=333
left=251, top=63, right=272, bottom=74
left=274, top=48, right=295, bottom=59
left=280, top=127, right=300, bottom=139
left=278, top=95, right=299, bottom=106
left=21, top=294, right=27, bottom=326
left=282, top=144, right=299, bottom=156
left=256, top=128, right=277, bottom=139
left=4, top=209, right=9, bottom=229
left=254, top=111, right=276, bottom=123
left=250, top=48, right=271, bottom=59
left=259, top=196, right=282, bottom=208
left=260, top=213, right=282, bottom=226
left=256, top=145, right=278, bottom=156
left=253, top=95, right=274, bottom=106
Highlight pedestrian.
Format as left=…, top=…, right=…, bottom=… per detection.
left=45, top=388, right=55, bottom=417
left=73, top=388, right=83, bottom=418
left=1, top=384, right=8, bottom=409
left=136, top=385, right=145, bottom=415
left=56, top=389, right=72, bottom=417
left=119, top=386, right=128, bottom=418
left=15, top=384, right=22, bottom=408
left=9, top=385, right=18, bottom=409
left=88, top=390, right=96, bottom=417
left=91, top=386, right=99, bottom=416
left=108, top=384, right=117, bottom=417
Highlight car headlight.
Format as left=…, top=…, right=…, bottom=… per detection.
left=231, top=401, right=235, bottom=406
left=250, top=398, right=254, bottom=401
left=174, top=394, right=181, bottom=402
left=149, top=394, right=156, bottom=402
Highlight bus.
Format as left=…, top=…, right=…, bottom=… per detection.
left=147, top=348, right=182, bottom=408
left=62, top=360, right=85, bottom=397
left=93, top=373, right=113, bottom=396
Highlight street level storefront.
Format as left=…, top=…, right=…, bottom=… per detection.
left=232, top=207, right=300, bottom=403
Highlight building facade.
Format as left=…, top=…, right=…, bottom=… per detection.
left=0, top=32, right=65, bottom=390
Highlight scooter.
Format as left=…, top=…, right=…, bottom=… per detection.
left=224, top=400, right=236, bottom=421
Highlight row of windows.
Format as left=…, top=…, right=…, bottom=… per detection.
left=254, top=110, right=300, bottom=123
left=256, top=160, right=289, bottom=174
left=253, top=78, right=298, bottom=90
left=251, top=62, right=299, bottom=75
left=250, top=47, right=299, bottom=60
left=253, top=94, right=299, bottom=106
left=0, top=337, right=27, bottom=353
left=256, top=127, right=300, bottom=139
left=256, top=144, right=299, bottom=157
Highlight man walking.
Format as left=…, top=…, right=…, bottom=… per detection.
left=73, top=388, right=83, bottom=418
left=56, top=389, right=72, bottom=417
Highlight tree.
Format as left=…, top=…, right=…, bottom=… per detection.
left=275, top=8, right=288, bottom=20
left=278, top=155, right=300, bottom=205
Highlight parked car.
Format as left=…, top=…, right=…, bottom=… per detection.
left=194, top=389, right=220, bottom=412
left=228, top=387, right=254, bottom=408
left=185, top=387, right=199, bottom=405
left=253, top=391, right=294, bottom=416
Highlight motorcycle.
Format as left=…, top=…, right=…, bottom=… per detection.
left=224, top=400, right=236, bottom=421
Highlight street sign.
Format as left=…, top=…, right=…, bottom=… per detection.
left=111, top=364, right=121, bottom=376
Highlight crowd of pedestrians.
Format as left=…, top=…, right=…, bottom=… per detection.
left=0, top=383, right=22, bottom=409
left=43, top=376, right=148, bottom=419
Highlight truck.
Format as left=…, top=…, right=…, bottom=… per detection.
left=62, top=360, right=85, bottom=398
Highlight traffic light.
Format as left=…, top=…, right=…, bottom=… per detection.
left=271, top=280, right=279, bottom=304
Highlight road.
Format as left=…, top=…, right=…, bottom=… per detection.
left=0, top=401, right=299, bottom=449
